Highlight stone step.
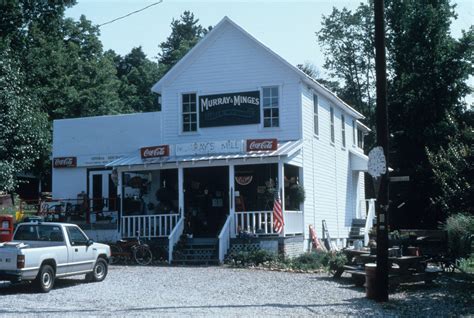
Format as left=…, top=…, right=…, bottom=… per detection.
left=172, top=258, right=220, bottom=266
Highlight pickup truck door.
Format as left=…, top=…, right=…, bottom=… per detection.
left=65, top=226, right=95, bottom=273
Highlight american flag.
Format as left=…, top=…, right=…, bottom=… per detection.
left=273, top=190, right=284, bottom=233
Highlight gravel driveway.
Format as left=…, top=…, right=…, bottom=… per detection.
left=0, top=265, right=472, bottom=317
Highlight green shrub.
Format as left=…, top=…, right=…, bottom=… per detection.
left=457, top=255, right=474, bottom=274
left=226, top=249, right=277, bottom=266
left=444, top=213, right=474, bottom=258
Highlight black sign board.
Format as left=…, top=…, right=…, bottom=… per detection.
left=199, top=91, right=260, bottom=128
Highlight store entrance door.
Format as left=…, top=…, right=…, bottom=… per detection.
left=88, top=170, right=117, bottom=212
left=184, top=166, right=229, bottom=238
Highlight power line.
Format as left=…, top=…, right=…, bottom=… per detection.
left=98, top=1, right=164, bottom=28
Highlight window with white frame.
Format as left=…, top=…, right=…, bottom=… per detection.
left=341, top=114, right=346, bottom=148
left=263, top=87, right=279, bottom=128
left=330, top=107, right=335, bottom=143
left=352, top=120, right=356, bottom=146
left=313, top=94, right=319, bottom=135
left=182, top=93, right=197, bottom=132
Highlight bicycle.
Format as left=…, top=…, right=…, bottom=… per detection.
left=110, top=232, right=153, bottom=265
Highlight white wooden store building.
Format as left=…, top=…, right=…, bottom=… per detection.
left=52, top=17, right=373, bottom=262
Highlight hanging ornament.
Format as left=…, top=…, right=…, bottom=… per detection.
left=235, top=176, right=253, bottom=186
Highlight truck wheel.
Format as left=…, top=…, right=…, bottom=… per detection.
left=35, top=265, right=55, bottom=293
left=86, top=258, right=108, bottom=282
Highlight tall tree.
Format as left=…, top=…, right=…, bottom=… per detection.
left=317, top=0, right=473, bottom=227
left=318, top=3, right=376, bottom=129
left=0, top=48, right=49, bottom=192
left=110, top=47, right=161, bottom=112
left=158, top=11, right=210, bottom=73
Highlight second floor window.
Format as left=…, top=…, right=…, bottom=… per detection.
left=330, top=107, right=335, bottom=143
left=352, top=120, right=356, bottom=146
left=341, top=114, right=346, bottom=148
left=313, top=94, right=319, bottom=135
left=182, top=93, right=197, bottom=132
left=263, top=87, right=279, bottom=128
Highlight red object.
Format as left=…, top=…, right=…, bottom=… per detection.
left=273, top=193, right=284, bottom=233
left=0, top=215, right=14, bottom=242
left=246, top=139, right=278, bottom=152
left=309, top=225, right=323, bottom=250
left=53, top=157, right=77, bottom=168
left=140, top=145, right=170, bottom=158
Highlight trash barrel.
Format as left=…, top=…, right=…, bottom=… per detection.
left=0, top=215, right=14, bottom=242
left=365, top=263, right=377, bottom=299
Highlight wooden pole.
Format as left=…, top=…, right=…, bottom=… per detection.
left=374, top=0, right=390, bottom=302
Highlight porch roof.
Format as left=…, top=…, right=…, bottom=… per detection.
left=106, top=140, right=303, bottom=168
left=349, top=149, right=369, bottom=172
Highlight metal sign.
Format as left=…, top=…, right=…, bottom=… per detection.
left=199, top=91, right=260, bottom=128
left=368, top=146, right=387, bottom=178
left=175, top=140, right=244, bottom=156
left=140, top=145, right=170, bottom=159
left=246, top=139, right=278, bottom=152
left=389, top=176, right=410, bottom=182
left=53, top=157, right=77, bottom=168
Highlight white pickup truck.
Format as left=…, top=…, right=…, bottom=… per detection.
left=0, top=222, right=111, bottom=292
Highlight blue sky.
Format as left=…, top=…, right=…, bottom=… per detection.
left=66, top=0, right=473, bottom=103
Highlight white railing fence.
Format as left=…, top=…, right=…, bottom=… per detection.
left=218, top=215, right=232, bottom=263
left=235, top=211, right=303, bottom=236
left=121, top=214, right=180, bottom=239
left=168, top=217, right=185, bottom=264
left=364, top=199, right=376, bottom=246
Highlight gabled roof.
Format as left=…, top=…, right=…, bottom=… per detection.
left=152, top=16, right=364, bottom=120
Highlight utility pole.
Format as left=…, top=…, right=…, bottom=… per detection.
left=374, top=0, right=389, bottom=302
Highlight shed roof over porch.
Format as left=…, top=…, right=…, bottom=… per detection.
left=106, top=140, right=303, bottom=168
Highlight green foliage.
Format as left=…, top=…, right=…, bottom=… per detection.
left=227, top=249, right=278, bottom=266
left=444, top=213, right=474, bottom=258
left=457, top=255, right=474, bottom=274
left=109, top=47, right=161, bottom=112
left=158, top=11, right=210, bottom=73
left=318, top=0, right=474, bottom=226
left=0, top=49, right=49, bottom=192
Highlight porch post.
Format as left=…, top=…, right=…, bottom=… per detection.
left=229, top=164, right=236, bottom=238
left=117, top=169, right=123, bottom=237
left=178, top=167, right=184, bottom=218
left=278, top=161, right=285, bottom=237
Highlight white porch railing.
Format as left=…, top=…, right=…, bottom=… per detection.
left=218, top=215, right=232, bottom=263
left=235, top=211, right=303, bottom=236
left=364, top=199, right=376, bottom=246
left=121, top=214, right=180, bottom=239
left=168, top=217, right=184, bottom=264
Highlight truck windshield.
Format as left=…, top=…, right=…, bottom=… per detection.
left=14, top=224, right=64, bottom=242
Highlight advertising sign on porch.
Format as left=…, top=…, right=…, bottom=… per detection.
left=140, top=145, right=170, bottom=159
left=199, top=91, right=260, bottom=128
left=246, top=139, right=278, bottom=152
left=176, top=140, right=243, bottom=156
left=53, top=157, right=77, bottom=168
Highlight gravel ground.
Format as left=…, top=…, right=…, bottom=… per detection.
left=0, top=265, right=472, bottom=317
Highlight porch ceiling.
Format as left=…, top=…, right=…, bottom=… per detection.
left=106, top=140, right=303, bottom=168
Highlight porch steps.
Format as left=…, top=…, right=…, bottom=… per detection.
left=347, top=218, right=373, bottom=246
left=172, top=238, right=219, bottom=266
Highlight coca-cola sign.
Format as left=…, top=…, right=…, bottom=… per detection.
left=53, top=157, right=77, bottom=168
left=140, top=145, right=170, bottom=159
left=246, top=139, right=278, bottom=152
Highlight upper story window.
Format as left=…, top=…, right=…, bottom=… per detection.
left=157, top=94, right=162, bottom=111
left=352, top=120, right=356, bottom=146
left=263, top=87, right=279, bottom=128
left=313, top=94, right=319, bottom=136
left=182, top=93, right=197, bottom=132
left=357, top=128, right=365, bottom=149
left=330, top=107, right=335, bottom=143
left=341, top=114, right=346, bottom=148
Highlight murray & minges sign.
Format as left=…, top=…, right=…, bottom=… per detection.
left=199, top=91, right=260, bottom=127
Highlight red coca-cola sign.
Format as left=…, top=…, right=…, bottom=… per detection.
left=140, top=145, right=170, bottom=159
left=246, top=139, right=278, bottom=152
left=53, top=157, right=77, bottom=168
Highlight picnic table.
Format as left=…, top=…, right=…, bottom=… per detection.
left=335, top=249, right=440, bottom=286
